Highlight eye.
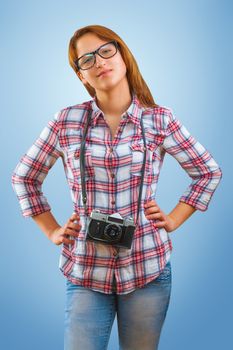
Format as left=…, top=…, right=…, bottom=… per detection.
left=83, top=56, right=93, bottom=64
left=99, top=45, right=115, bottom=55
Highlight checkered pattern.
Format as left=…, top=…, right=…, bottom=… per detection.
left=12, top=94, right=222, bottom=295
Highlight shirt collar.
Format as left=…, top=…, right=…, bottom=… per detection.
left=89, top=93, right=143, bottom=127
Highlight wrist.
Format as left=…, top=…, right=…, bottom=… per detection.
left=165, top=214, right=178, bottom=232
left=167, top=202, right=196, bottom=232
left=47, top=225, right=61, bottom=240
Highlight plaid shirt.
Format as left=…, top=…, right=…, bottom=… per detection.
left=12, top=94, right=222, bottom=295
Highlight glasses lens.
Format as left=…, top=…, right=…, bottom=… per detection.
left=98, top=42, right=117, bottom=58
left=78, top=54, right=95, bottom=70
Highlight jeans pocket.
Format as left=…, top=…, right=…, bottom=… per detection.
left=152, top=261, right=172, bottom=284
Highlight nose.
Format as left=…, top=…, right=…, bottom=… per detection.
left=95, top=54, right=105, bottom=68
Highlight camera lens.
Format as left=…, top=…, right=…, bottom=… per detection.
left=104, top=224, right=122, bottom=241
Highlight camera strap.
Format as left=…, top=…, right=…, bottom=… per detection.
left=79, top=107, right=147, bottom=226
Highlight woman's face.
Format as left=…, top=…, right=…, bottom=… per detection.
left=76, top=33, right=128, bottom=94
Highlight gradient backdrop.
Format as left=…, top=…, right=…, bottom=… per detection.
left=1, top=0, right=232, bottom=349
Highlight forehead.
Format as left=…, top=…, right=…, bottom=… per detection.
left=76, top=33, right=109, bottom=57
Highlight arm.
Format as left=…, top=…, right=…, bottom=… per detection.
left=11, top=112, right=82, bottom=244
left=12, top=112, right=62, bottom=217
left=168, top=201, right=196, bottom=230
left=32, top=211, right=81, bottom=245
left=145, top=200, right=196, bottom=232
left=162, top=108, right=223, bottom=212
left=144, top=108, right=222, bottom=232
left=32, top=211, right=61, bottom=240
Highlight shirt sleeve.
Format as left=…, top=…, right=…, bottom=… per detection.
left=11, top=111, right=63, bottom=217
left=162, top=108, right=223, bottom=211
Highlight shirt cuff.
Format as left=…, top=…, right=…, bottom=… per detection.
left=18, top=196, right=51, bottom=217
left=179, top=194, right=210, bottom=212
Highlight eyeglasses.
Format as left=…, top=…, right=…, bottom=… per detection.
left=75, top=40, right=119, bottom=71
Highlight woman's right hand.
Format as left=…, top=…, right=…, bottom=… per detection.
left=50, top=212, right=82, bottom=246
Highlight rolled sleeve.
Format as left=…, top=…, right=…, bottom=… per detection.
left=12, top=112, right=63, bottom=217
left=162, top=109, right=223, bottom=211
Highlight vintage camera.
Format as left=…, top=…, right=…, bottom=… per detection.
left=85, top=210, right=136, bottom=249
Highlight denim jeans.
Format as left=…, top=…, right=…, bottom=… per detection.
left=64, top=260, right=172, bottom=350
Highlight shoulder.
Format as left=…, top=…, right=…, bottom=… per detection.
left=53, top=99, right=92, bottom=126
left=142, top=105, right=176, bottom=132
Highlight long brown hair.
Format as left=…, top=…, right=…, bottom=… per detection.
left=68, top=24, right=159, bottom=108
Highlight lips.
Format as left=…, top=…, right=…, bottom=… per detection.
left=97, top=69, right=112, bottom=77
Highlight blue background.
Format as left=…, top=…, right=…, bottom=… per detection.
left=1, top=0, right=232, bottom=349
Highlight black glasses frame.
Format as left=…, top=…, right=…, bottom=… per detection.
left=75, top=40, right=119, bottom=71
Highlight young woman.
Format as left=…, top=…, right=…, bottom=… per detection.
left=12, top=24, right=222, bottom=349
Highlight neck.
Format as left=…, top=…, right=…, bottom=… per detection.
left=95, top=85, right=132, bottom=118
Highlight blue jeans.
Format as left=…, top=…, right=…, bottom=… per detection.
left=64, top=261, right=172, bottom=350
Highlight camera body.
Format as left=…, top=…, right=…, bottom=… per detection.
left=85, top=210, right=135, bottom=249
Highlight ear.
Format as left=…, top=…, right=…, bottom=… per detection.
left=76, top=71, right=88, bottom=85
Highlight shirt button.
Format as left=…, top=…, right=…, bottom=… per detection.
left=111, top=200, right=115, bottom=205
left=111, top=173, right=115, bottom=178
left=109, top=147, right=114, bottom=152
left=74, top=152, right=79, bottom=159
left=113, top=251, right=118, bottom=256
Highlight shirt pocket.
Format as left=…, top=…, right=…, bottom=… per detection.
left=59, top=127, right=82, bottom=149
left=67, top=147, right=94, bottom=184
left=129, top=141, right=159, bottom=176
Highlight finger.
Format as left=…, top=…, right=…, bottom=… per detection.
left=69, top=212, right=80, bottom=222
left=144, top=201, right=158, bottom=209
left=61, top=236, right=76, bottom=245
left=67, top=222, right=82, bottom=232
left=145, top=205, right=160, bottom=214
left=153, top=220, right=166, bottom=227
left=63, top=227, right=80, bottom=238
left=146, top=212, right=163, bottom=220
left=69, top=221, right=82, bottom=228
left=67, top=219, right=80, bottom=230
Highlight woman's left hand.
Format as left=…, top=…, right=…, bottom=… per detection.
left=144, top=199, right=176, bottom=233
